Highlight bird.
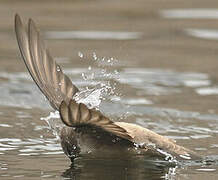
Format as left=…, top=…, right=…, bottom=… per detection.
left=14, top=14, right=200, bottom=162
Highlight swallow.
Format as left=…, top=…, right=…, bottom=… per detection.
left=14, top=14, right=200, bottom=162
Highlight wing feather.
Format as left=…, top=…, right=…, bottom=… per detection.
left=15, top=14, right=132, bottom=142
left=15, top=14, right=79, bottom=110
left=59, top=100, right=132, bottom=141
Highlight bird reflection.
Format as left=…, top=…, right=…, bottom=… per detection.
left=61, top=155, right=177, bottom=180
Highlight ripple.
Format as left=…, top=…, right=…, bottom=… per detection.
left=190, top=135, right=211, bottom=139
left=105, top=102, right=197, bottom=117
left=0, top=137, right=62, bottom=156
left=118, top=68, right=210, bottom=95
left=0, top=124, right=12, bottom=128
left=160, top=9, right=218, bottom=19
left=196, top=168, right=216, bottom=172
left=196, top=87, right=218, bottom=95
left=0, top=67, right=213, bottom=109
left=122, top=98, right=153, bottom=105
left=44, top=31, right=143, bottom=40
left=185, top=29, right=218, bottom=40
left=183, top=80, right=211, bottom=87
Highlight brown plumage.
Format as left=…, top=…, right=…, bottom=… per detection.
left=14, top=14, right=200, bottom=161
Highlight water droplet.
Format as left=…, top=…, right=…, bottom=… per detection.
left=78, top=51, right=84, bottom=58
left=82, top=73, right=88, bottom=80
left=101, top=69, right=106, bottom=74
left=114, top=70, right=119, bottom=74
left=93, top=52, right=97, bottom=60
left=56, top=66, right=61, bottom=72
left=88, top=66, right=92, bottom=70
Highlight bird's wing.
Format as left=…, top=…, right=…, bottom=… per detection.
left=115, top=122, right=199, bottom=159
left=59, top=100, right=133, bottom=141
left=14, top=14, right=79, bottom=110
left=15, top=14, right=132, bottom=141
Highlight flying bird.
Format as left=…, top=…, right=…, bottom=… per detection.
left=14, top=14, right=200, bottom=162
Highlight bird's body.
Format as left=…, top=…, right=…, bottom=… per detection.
left=14, top=14, right=200, bottom=162
left=59, top=122, right=199, bottom=162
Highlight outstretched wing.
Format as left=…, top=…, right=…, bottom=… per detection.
left=15, top=14, right=132, bottom=141
left=60, top=100, right=133, bottom=141
left=14, top=14, right=79, bottom=110
left=115, top=122, right=199, bottom=159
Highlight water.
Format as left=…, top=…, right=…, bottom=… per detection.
left=44, top=31, right=143, bottom=40
left=160, top=9, right=218, bottom=19
left=1, top=0, right=218, bottom=179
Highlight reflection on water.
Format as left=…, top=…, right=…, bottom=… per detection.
left=160, top=9, right=218, bottom=19
left=62, top=157, right=177, bottom=180
left=118, top=68, right=210, bottom=95
left=45, top=31, right=143, bottom=40
left=185, top=29, right=218, bottom=40
left=0, top=137, right=62, bottom=156
left=196, top=87, right=218, bottom=95
left=121, top=98, right=153, bottom=105
left=196, top=168, right=216, bottom=172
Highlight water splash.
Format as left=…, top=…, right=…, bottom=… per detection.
left=78, top=51, right=84, bottom=58
left=164, top=167, right=177, bottom=180
left=73, top=52, right=120, bottom=109
left=40, top=111, right=63, bottom=138
left=133, top=142, right=178, bottom=163
left=39, top=53, right=122, bottom=149
left=74, top=87, right=103, bottom=109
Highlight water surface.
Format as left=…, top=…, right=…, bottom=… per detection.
left=1, top=0, right=218, bottom=179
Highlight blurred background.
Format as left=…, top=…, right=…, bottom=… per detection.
left=0, top=0, right=218, bottom=179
